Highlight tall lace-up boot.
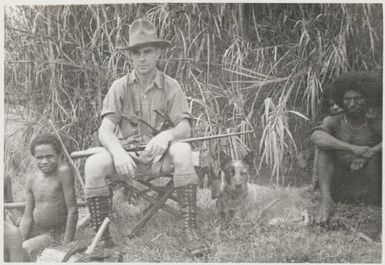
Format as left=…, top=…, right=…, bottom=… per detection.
left=176, top=184, right=210, bottom=256
left=86, top=196, right=114, bottom=247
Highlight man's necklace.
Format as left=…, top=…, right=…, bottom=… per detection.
left=343, top=114, right=368, bottom=135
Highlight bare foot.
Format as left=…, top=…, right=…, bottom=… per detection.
left=315, top=197, right=335, bottom=224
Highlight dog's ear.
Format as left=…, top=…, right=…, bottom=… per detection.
left=243, top=151, right=254, bottom=168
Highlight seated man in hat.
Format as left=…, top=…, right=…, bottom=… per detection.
left=311, top=72, right=382, bottom=224
left=84, top=18, right=209, bottom=256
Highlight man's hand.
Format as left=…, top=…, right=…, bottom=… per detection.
left=350, top=157, right=367, bottom=171
left=112, top=151, right=136, bottom=178
left=350, top=145, right=375, bottom=158
left=145, top=130, right=174, bottom=157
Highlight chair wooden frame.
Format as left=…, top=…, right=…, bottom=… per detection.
left=118, top=175, right=181, bottom=238
left=70, top=151, right=182, bottom=238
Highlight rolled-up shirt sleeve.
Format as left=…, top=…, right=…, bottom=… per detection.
left=100, top=79, right=124, bottom=125
left=166, top=83, right=193, bottom=126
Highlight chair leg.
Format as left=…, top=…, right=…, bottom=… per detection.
left=124, top=181, right=180, bottom=217
left=136, top=179, right=179, bottom=202
left=128, top=182, right=176, bottom=238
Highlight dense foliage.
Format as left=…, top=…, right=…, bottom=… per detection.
left=5, top=3, right=382, bottom=184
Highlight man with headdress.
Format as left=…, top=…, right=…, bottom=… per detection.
left=311, top=72, right=382, bottom=223
left=83, top=18, right=209, bottom=256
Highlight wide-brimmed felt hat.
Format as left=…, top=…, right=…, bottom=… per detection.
left=118, top=18, right=171, bottom=50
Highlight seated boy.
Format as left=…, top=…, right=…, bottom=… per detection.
left=19, top=133, right=78, bottom=258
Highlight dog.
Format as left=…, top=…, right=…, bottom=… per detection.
left=216, top=159, right=251, bottom=223
left=215, top=158, right=312, bottom=226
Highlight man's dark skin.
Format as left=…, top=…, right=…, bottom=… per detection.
left=312, top=98, right=343, bottom=190
left=311, top=89, right=382, bottom=223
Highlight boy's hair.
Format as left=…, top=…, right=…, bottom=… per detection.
left=30, top=133, right=61, bottom=156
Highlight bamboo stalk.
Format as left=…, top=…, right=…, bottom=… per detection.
left=5, top=4, right=382, bottom=190
left=48, top=119, right=86, bottom=191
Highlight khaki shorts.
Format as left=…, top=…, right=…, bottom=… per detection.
left=85, top=149, right=172, bottom=198
left=85, top=147, right=198, bottom=198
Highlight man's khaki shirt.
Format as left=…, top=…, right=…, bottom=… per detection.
left=101, top=69, right=192, bottom=143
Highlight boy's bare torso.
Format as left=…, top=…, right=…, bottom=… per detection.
left=30, top=168, right=68, bottom=231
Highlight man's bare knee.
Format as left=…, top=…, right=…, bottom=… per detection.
left=85, top=151, right=113, bottom=177
left=169, top=142, right=192, bottom=168
left=169, top=142, right=192, bottom=164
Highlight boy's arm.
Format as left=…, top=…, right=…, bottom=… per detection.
left=60, top=166, right=78, bottom=243
left=19, top=177, right=34, bottom=241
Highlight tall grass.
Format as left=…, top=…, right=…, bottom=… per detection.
left=4, top=3, right=382, bottom=186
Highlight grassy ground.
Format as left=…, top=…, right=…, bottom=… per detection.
left=5, top=111, right=382, bottom=263
left=6, top=164, right=383, bottom=263
left=73, top=188, right=382, bottom=263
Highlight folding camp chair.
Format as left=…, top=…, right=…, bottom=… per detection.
left=116, top=174, right=180, bottom=238
left=70, top=148, right=200, bottom=238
